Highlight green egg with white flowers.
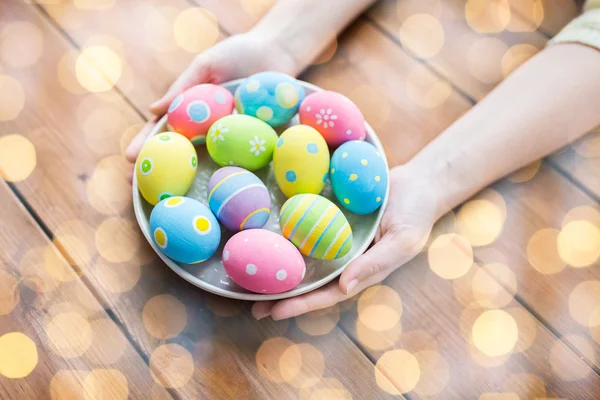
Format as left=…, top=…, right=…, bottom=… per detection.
left=206, top=114, right=278, bottom=171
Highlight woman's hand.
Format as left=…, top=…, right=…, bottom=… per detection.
left=125, top=32, right=297, bottom=173
left=251, top=166, right=440, bottom=320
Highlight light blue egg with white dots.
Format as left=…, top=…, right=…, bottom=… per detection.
left=235, top=71, right=305, bottom=127
left=330, top=141, right=388, bottom=215
left=149, top=197, right=221, bottom=264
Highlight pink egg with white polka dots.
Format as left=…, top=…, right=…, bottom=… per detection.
left=167, top=84, right=234, bottom=145
left=222, top=229, right=306, bottom=294
left=299, top=91, right=366, bottom=148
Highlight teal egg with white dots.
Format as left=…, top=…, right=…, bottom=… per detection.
left=234, top=71, right=305, bottom=127
left=149, top=197, right=221, bottom=264
left=330, top=141, right=388, bottom=215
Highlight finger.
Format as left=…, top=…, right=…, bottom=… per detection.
left=127, top=168, right=134, bottom=185
left=125, top=119, right=157, bottom=163
left=150, top=57, right=211, bottom=116
left=270, top=281, right=346, bottom=320
left=251, top=300, right=277, bottom=320
left=339, top=231, right=418, bottom=295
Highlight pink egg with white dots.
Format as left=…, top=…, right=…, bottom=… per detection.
left=167, top=84, right=234, bottom=145
left=222, top=229, right=306, bottom=294
left=299, top=90, right=366, bottom=148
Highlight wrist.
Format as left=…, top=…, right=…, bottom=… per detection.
left=246, top=29, right=305, bottom=77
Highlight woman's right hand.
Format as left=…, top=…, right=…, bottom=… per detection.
left=125, top=32, right=298, bottom=179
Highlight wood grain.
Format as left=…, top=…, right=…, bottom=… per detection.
left=3, top=1, right=398, bottom=398
left=0, top=181, right=170, bottom=399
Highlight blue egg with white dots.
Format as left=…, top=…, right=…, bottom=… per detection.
left=330, top=141, right=388, bottom=215
left=149, top=197, right=221, bottom=264
left=234, top=71, right=305, bottom=127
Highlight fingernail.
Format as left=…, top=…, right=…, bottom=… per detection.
left=150, top=99, right=162, bottom=110
left=346, top=279, right=358, bottom=295
left=253, top=310, right=270, bottom=321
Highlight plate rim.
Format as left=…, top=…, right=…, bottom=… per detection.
left=132, top=78, right=390, bottom=301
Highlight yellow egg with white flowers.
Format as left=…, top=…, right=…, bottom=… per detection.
left=273, top=125, right=330, bottom=198
left=136, top=132, right=197, bottom=205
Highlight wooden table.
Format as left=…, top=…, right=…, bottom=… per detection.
left=1, top=0, right=599, bottom=398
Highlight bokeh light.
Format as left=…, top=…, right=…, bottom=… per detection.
left=507, top=0, right=544, bottom=32
left=457, top=199, right=505, bottom=246
left=406, top=64, right=452, bottom=109
left=568, top=280, right=600, bottom=327
left=428, top=233, right=473, bottom=279
left=0, top=75, right=25, bottom=121
left=53, top=234, right=92, bottom=275
left=413, top=350, right=449, bottom=396
left=557, top=220, right=600, bottom=267
left=120, top=123, right=144, bottom=155
left=173, top=8, right=219, bottom=53
left=74, top=0, right=115, bottom=9
left=527, top=228, right=566, bottom=274
left=507, top=159, right=541, bottom=183
left=563, top=206, right=600, bottom=228
left=467, top=38, right=509, bottom=84
left=47, top=311, right=93, bottom=358
left=57, top=50, right=86, bottom=94
left=75, top=46, right=122, bottom=92
left=295, top=305, right=340, bottom=336
left=87, top=155, right=131, bottom=214
left=50, top=370, right=86, bottom=400
left=357, top=285, right=402, bottom=331
left=96, top=260, right=141, bottom=293
left=280, top=343, right=325, bottom=389
left=83, top=369, right=128, bottom=400
left=424, top=211, right=456, bottom=251
left=505, top=307, right=537, bottom=353
left=465, top=0, right=511, bottom=33
left=375, top=349, right=420, bottom=394
left=0, top=332, right=38, bottom=378
left=82, top=107, right=128, bottom=156
left=88, top=318, right=127, bottom=365
left=143, top=294, right=187, bottom=340
left=0, top=21, right=44, bottom=68
left=240, top=0, right=276, bottom=16
left=0, top=270, right=19, bottom=315
left=471, top=309, right=518, bottom=357
left=298, top=378, right=352, bottom=400
left=256, top=337, right=295, bottom=383
left=144, top=6, right=179, bottom=52
left=349, top=85, right=391, bottom=132
left=399, top=14, right=445, bottom=59
left=501, top=44, right=539, bottom=78
left=356, top=318, right=403, bottom=351
left=549, top=334, right=595, bottom=381
left=479, top=394, right=519, bottom=400
left=471, top=264, right=517, bottom=309
left=44, top=244, right=79, bottom=282
left=19, top=246, right=60, bottom=294
left=95, top=217, right=140, bottom=263
left=150, top=344, right=194, bottom=388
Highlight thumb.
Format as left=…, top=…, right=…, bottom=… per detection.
left=150, top=57, right=211, bottom=116
left=339, top=226, right=425, bottom=295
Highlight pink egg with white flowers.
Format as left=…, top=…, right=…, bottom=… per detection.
left=223, top=230, right=306, bottom=294
left=299, top=91, right=366, bottom=148
left=167, top=84, right=234, bottom=145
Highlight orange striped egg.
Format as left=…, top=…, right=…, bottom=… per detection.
left=279, top=194, right=352, bottom=260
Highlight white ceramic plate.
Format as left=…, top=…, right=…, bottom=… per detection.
left=132, top=79, right=390, bottom=301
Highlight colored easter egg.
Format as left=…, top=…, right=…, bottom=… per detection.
left=279, top=194, right=352, bottom=260
left=330, top=141, right=388, bottom=215
left=273, top=125, right=330, bottom=198
left=235, top=71, right=305, bottom=127
left=299, top=91, right=366, bottom=148
left=223, top=229, right=306, bottom=294
left=206, top=114, right=278, bottom=171
left=149, top=197, right=221, bottom=264
left=166, top=84, right=234, bottom=144
left=136, top=132, right=197, bottom=205
left=207, top=166, right=271, bottom=232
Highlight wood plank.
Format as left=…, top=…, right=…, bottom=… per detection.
left=3, top=1, right=396, bottom=398
left=0, top=181, right=169, bottom=399
left=507, top=0, right=581, bottom=36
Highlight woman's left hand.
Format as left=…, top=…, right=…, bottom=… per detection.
left=251, top=166, right=439, bottom=320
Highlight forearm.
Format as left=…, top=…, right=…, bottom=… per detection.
left=405, top=43, right=600, bottom=219
left=250, top=0, right=376, bottom=74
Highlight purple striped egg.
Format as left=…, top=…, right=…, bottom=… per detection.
left=207, top=167, right=271, bottom=232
